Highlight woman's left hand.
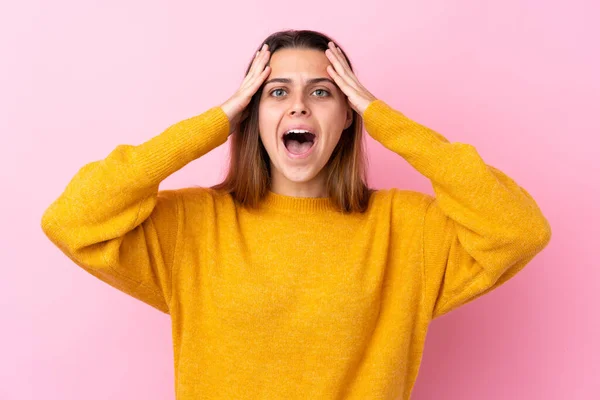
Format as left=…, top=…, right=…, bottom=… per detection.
left=325, top=41, right=378, bottom=116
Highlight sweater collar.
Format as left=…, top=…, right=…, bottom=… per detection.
left=260, top=190, right=339, bottom=213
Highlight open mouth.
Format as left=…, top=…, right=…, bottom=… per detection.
left=282, top=130, right=316, bottom=156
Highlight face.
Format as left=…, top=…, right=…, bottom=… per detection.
left=258, top=47, right=353, bottom=197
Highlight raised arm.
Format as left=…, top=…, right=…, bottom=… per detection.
left=41, top=44, right=273, bottom=314
left=363, top=100, right=552, bottom=320
left=41, top=106, right=230, bottom=313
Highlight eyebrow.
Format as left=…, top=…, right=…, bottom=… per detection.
left=264, top=77, right=337, bottom=86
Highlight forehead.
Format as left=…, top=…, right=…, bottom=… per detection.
left=267, top=48, right=329, bottom=78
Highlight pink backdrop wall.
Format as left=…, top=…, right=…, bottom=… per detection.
left=3, top=0, right=598, bottom=398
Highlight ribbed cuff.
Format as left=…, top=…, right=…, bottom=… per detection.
left=363, top=99, right=452, bottom=179
left=133, top=106, right=230, bottom=185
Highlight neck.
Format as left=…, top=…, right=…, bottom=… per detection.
left=270, top=169, right=328, bottom=198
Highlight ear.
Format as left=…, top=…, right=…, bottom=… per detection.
left=343, top=105, right=353, bottom=130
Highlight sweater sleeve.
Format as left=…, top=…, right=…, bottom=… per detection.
left=363, top=100, right=552, bottom=320
left=41, top=105, right=230, bottom=314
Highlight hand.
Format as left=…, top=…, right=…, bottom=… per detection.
left=220, top=43, right=272, bottom=136
left=325, top=41, right=378, bottom=116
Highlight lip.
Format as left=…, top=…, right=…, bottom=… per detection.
left=282, top=137, right=318, bottom=160
left=279, top=124, right=319, bottom=141
left=280, top=123, right=319, bottom=160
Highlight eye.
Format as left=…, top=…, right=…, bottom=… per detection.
left=268, top=88, right=331, bottom=98
left=313, top=89, right=330, bottom=97
left=271, top=88, right=286, bottom=97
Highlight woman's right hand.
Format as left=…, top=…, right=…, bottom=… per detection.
left=220, top=43, right=272, bottom=136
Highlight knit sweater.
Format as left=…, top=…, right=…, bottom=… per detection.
left=41, top=99, right=551, bottom=399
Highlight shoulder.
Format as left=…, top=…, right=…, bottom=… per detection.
left=367, top=188, right=436, bottom=228
left=369, top=187, right=434, bottom=213
left=159, top=186, right=234, bottom=209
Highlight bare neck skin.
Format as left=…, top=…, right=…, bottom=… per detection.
left=269, top=165, right=329, bottom=198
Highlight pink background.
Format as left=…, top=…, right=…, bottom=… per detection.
left=2, top=0, right=598, bottom=398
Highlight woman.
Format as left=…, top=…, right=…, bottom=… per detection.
left=41, top=30, right=551, bottom=400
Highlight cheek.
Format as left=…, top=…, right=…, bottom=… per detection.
left=257, top=121, right=276, bottom=149
left=327, top=132, right=344, bottom=149
left=318, top=109, right=347, bottom=136
left=258, top=107, right=281, bottom=137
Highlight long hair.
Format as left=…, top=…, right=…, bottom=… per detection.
left=211, top=29, right=373, bottom=213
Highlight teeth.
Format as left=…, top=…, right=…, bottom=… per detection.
left=285, top=129, right=314, bottom=135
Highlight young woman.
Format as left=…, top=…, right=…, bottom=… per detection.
left=41, top=30, right=551, bottom=400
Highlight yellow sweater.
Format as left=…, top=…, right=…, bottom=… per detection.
left=41, top=99, right=551, bottom=399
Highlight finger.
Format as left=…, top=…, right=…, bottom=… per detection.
left=245, top=44, right=269, bottom=83
left=249, top=50, right=270, bottom=87
left=325, top=42, right=359, bottom=87
left=255, top=65, right=271, bottom=88
left=242, top=58, right=269, bottom=94
left=329, top=42, right=351, bottom=70
left=330, top=43, right=363, bottom=91
left=325, top=48, right=360, bottom=93
left=247, top=49, right=267, bottom=82
left=246, top=65, right=271, bottom=97
left=326, top=64, right=357, bottom=100
left=327, top=42, right=351, bottom=72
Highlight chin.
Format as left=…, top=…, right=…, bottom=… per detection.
left=281, top=168, right=320, bottom=183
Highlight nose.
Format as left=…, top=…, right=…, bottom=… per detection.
left=288, top=93, right=310, bottom=116
left=289, top=108, right=308, bottom=116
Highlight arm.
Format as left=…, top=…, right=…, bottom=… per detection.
left=40, top=106, right=230, bottom=314
left=363, top=100, right=552, bottom=319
